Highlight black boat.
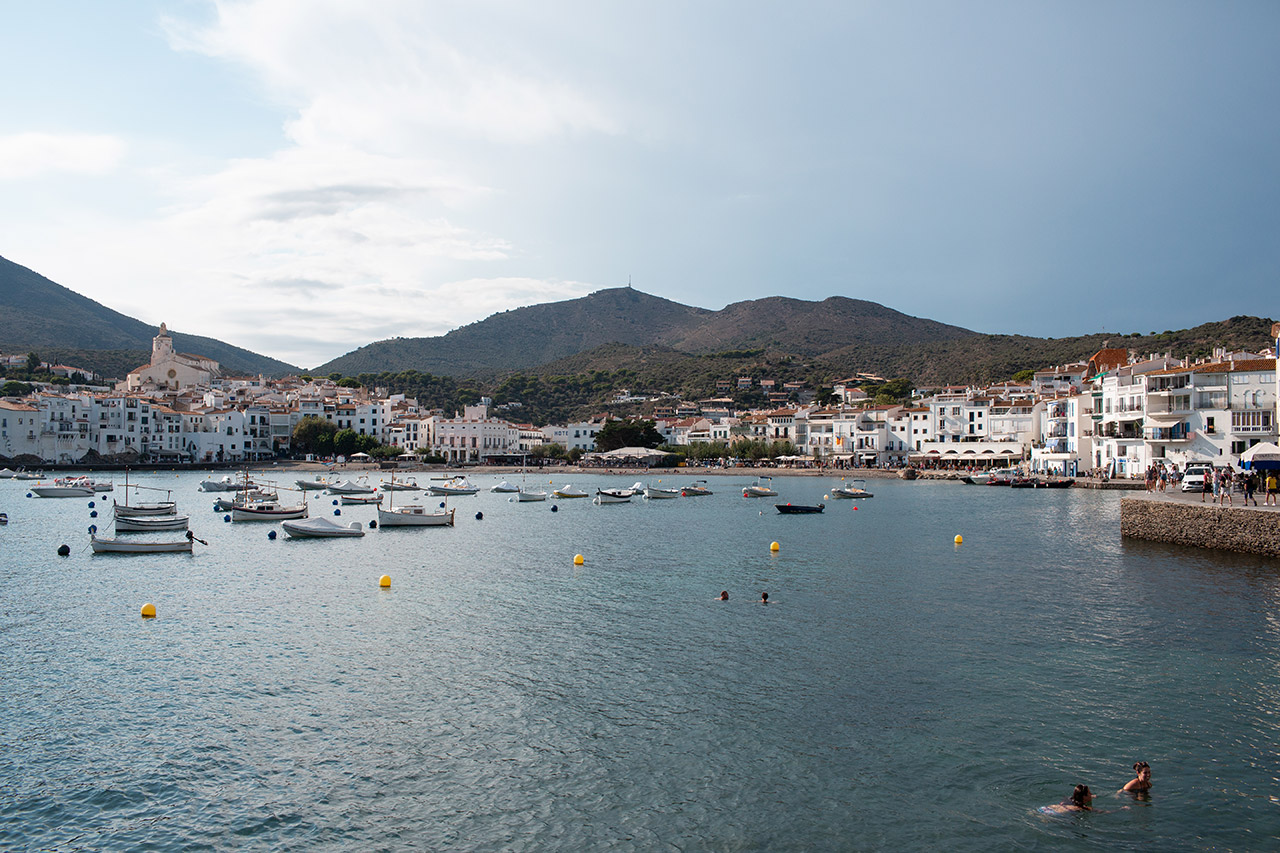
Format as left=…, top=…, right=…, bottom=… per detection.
left=775, top=503, right=825, bottom=514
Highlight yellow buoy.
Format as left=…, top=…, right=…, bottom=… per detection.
left=824, top=494, right=830, bottom=500
left=954, top=534, right=963, bottom=545
left=141, top=602, right=156, bottom=618
left=574, top=554, right=585, bottom=565
left=379, top=574, right=391, bottom=588
left=770, top=541, right=780, bottom=552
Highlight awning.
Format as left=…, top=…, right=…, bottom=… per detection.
left=1144, top=414, right=1186, bottom=427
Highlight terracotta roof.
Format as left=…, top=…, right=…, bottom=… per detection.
left=1147, top=358, right=1276, bottom=377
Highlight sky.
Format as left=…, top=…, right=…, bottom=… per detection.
left=2, top=1, right=1278, bottom=369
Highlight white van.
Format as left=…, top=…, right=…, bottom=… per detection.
left=1181, top=463, right=1211, bottom=492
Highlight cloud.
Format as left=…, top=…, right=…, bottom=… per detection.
left=0, top=133, right=126, bottom=180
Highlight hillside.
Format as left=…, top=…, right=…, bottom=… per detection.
left=314, top=287, right=976, bottom=376
left=0, top=255, right=300, bottom=378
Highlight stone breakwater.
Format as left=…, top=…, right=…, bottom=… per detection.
left=1121, top=496, right=1280, bottom=557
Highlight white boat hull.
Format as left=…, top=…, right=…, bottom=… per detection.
left=114, top=501, right=178, bottom=516
left=340, top=495, right=383, bottom=505
left=31, top=486, right=96, bottom=498
left=644, top=487, right=681, bottom=499
left=231, top=504, right=309, bottom=521
left=282, top=517, right=365, bottom=537
left=115, top=515, right=190, bottom=531
left=594, top=490, right=631, bottom=504
left=377, top=507, right=455, bottom=526
left=517, top=490, right=548, bottom=502
left=91, top=535, right=192, bottom=554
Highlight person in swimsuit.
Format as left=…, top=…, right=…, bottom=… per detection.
left=718, top=590, right=729, bottom=601
left=1041, top=784, right=1094, bottom=814
left=1121, top=761, right=1151, bottom=793
left=759, top=592, right=769, bottom=604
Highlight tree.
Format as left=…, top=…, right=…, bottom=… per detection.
left=1012, top=369, right=1035, bottom=383
left=2, top=380, right=34, bottom=397
left=337, top=377, right=361, bottom=388
left=814, top=387, right=840, bottom=406
left=26, top=352, right=39, bottom=373
left=328, top=372, right=342, bottom=381
left=333, top=428, right=360, bottom=457
left=291, top=415, right=338, bottom=454
left=594, top=418, right=663, bottom=451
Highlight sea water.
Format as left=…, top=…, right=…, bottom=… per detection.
left=2, top=472, right=1279, bottom=850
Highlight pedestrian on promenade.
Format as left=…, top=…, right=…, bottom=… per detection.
left=1265, top=471, right=1278, bottom=507
left=1244, top=471, right=1258, bottom=506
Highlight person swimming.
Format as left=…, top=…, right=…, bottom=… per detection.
left=1040, top=784, right=1094, bottom=814
left=759, top=592, right=769, bottom=604
left=718, top=590, right=729, bottom=601
left=1121, top=761, right=1151, bottom=793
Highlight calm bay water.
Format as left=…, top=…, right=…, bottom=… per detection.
left=2, top=471, right=1279, bottom=851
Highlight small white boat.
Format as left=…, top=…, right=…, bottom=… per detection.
left=114, top=500, right=178, bottom=517
left=517, top=488, right=548, bottom=502
left=490, top=480, right=520, bottom=493
left=377, top=504, right=455, bottom=527
left=340, top=494, right=383, bottom=505
left=594, top=488, right=632, bottom=504
left=199, top=475, right=244, bottom=492
left=831, top=479, right=874, bottom=499
left=553, top=485, right=589, bottom=499
left=429, top=477, right=480, bottom=496
left=295, top=477, right=329, bottom=490
left=14, top=470, right=45, bottom=480
left=115, top=514, right=190, bottom=532
left=644, top=485, right=682, bottom=499
left=0, top=467, right=16, bottom=479
left=681, top=480, right=713, bottom=496
left=282, top=516, right=365, bottom=538
left=91, top=534, right=193, bottom=554
left=742, top=477, right=777, bottom=498
left=381, top=479, right=422, bottom=491
left=231, top=501, right=309, bottom=521
left=31, top=478, right=98, bottom=498
left=213, top=488, right=278, bottom=511
left=327, top=479, right=376, bottom=495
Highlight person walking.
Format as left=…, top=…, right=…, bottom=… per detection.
left=1265, top=471, right=1278, bottom=507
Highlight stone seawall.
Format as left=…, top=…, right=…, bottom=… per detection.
left=1121, top=497, right=1280, bottom=557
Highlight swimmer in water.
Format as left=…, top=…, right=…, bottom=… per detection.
left=759, top=592, right=769, bottom=604
left=1121, top=761, right=1151, bottom=793
left=718, top=590, right=729, bottom=601
left=1041, top=784, right=1094, bottom=814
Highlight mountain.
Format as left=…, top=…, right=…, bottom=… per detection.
left=314, top=287, right=976, bottom=376
left=0, top=255, right=300, bottom=377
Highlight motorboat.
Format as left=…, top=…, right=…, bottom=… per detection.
left=775, top=503, right=825, bottom=514
left=490, top=480, right=520, bottom=493
left=91, top=534, right=193, bottom=554
left=830, top=479, right=873, bottom=499
left=14, top=470, right=45, bottom=480
left=960, top=472, right=992, bottom=485
left=282, top=516, right=365, bottom=538
left=623, top=482, right=645, bottom=497
left=231, top=501, right=309, bottom=521
left=985, top=468, right=1019, bottom=486
left=1043, top=477, right=1075, bottom=488
left=1009, top=476, right=1041, bottom=489
left=0, top=467, right=16, bottom=478
left=644, top=485, right=682, bottom=499
left=339, top=494, right=383, bottom=505
left=31, top=477, right=98, bottom=498
left=295, top=477, right=329, bottom=490
left=115, top=514, right=190, bottom=532
left=517, top=488, right=548, bottom=502
left=553, top=485, right=589, bottom=499
left=199, top=475, right=245, bottom=492
left=681, top=481, right=713, bottom=496
left=381, top=478, right=422, bottom=491
left=326, top=479, right=376, bottom=495
left=377, top=503, right=455, bottom=527
left=429, top=477, right=480, bottom=496
left=594, top=488, right=632, bottom=504
left=743, top=477, right=777, bottom=498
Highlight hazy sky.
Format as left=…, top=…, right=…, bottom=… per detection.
left=2, top=1, right=1277, bottom=368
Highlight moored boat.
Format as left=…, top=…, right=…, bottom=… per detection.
left=114, top=514, right=190, bottom=532
left=31, top=477, right=99, bottom=498
left=743, top=477, right=777, bottom=498
left=831, top=479, right=874, bottom=499
left=553, top=485, right=588, bottom=498
left=517, top=488, right=548, bottom=502
left=282, top=517, right=365, bottom=538
left=681, top=481, right=713, bottom=496
left=339, top=494, right=383, bottom=505
left=428, top=477, right=480, bottom=496
left=90, top=534, right=193, bottom=554
left=231, top=501, right=309, bottom=521
left=326, top=479, right=376, bottom=495
left=490, top=480, right=520, bottom=493
left=775, top=503, right=825, bottom=514
left=644, top=485, right=682, bottom=499
left=594, top=488, right=632, bottom=504
left=377, top=503, right=455, bottom=527
left=114, top=500, right=178, bottom=517
left=295, top=477, right=329, bottom=490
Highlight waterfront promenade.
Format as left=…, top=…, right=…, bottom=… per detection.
left=1121, top=488, right=1280, bottom=557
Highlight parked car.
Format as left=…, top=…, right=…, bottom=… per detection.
left=1181, top=466, right=1210, bottom=492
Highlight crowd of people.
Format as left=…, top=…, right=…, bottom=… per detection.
left=1144, top=462, right=1278, bottom=506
